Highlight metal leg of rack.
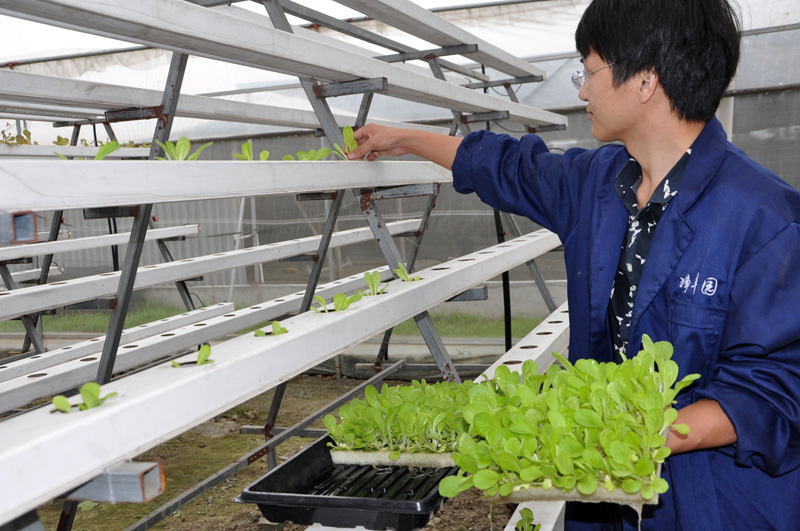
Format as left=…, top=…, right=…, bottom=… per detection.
left=0, top=264, right=46, bottom=354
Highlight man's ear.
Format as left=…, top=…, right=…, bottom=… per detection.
left=637, top=69, right=659, bottom=103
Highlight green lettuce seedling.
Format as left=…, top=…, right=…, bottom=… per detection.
left=234, top=139, right=269, bottom=161
left=515, top=508, right=541, bottom=531
left=55, top=140, right=120, bottom=160
left=52, top=382, right=118, bottom=413
left=2, top=128, right=37, bottom=145
left=312, top=293, right=362, bottom=312
left=254, top=321, right=288, bottom=336
left=334, top=292, right=361, bottom=311
left=283, top=147, right=330, bottom=161
left=333, top=126, right=358, bottom=160
left=155, top=137, right=213, bottom=161
left=358, top=270, right=386, bottom=296
left=394, top=262, right=421, bottom=282
left=171, top=344, right=213, bottom=368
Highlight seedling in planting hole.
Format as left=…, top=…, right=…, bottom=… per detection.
left=155, top=137, right=213, bottom=161
left=1, top=128, right=37, bottom=145
left=358, top=270, right=386, bottom=296
left=171, top=344, right=213, bottom=368
left=283, top=147, right=330, bottom=161
left=234, top=139, right=270, bottom=161
left=312, top=293, right=362, bottom=313
left=52, top=382, right=118, bottom=413
left=55, top=140, right=121, bottom=160
left=394, top=262, right=421, bottom=282
left=333, top=126, right=359, bottom=160
left=515, top=508, right=541, bottom=531
left=254, top=321, right=288, bottom=336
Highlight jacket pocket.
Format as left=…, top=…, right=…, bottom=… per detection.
left=667, top=297, right=727, bottom=391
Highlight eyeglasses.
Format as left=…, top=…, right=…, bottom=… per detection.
left=571, top=63, right=615, bottom=90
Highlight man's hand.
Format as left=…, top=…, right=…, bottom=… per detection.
left=349, top=124, right=411, bottom=161
left=348, top=124, right=463, bottom=170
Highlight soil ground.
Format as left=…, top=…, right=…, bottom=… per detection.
left=33, top=374, right=516, bottom=531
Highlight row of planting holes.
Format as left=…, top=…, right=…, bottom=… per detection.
left=502, top=308, right=569, bottom=366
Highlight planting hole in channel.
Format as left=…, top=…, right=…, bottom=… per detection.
left=29, top=373, right=47, bottom=378
left=520, top=345, right=539, bottom=349
left=80, top=357, right=97, bottom=362
left=503, top=360, right=522, bottom=365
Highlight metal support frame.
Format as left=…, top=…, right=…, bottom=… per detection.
left=375, top=43, right=478, bottom=63
left=271, top=0, right=487, bottom=81
left=18, top=210, right=61, bottom=354
left=313, top=77, right=388, bottom=99
left=0, top=3, right=571, bottom=528
left=0, top=265, right=46, bottom=354
left=95, top=51, right=188, bottom=386
left=427, top=56, right=472, bottom=137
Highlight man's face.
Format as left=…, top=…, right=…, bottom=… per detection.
left=578, top=52, right=640, bottom=143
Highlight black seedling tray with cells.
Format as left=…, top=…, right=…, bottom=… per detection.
left=236, top=436, right=456, bottom=531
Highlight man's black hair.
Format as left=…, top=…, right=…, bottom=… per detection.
left=575, top=0, right=741, bottom=122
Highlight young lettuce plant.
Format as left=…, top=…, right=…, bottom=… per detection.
left=394, top=262, right=421, bottom=282
left=155, top=137, right=213, bottom=161
left=515, top=508, right=541, bottom=531
left=172, top=344, right=213, bottom=368
left=312, top=293, right=362, bottom=313
left=333, top=126, right=358, bottom=160
left=283, top=147, right=330, bottom=161
left=52, top=382, right=118, bottom=413
left=55, top=140, right=121, bottom=160
left=358, top=270, right=386, bottom=297
left=254, top=321, right=288, bottom=336
left=234, top=139, right=270, bottom=161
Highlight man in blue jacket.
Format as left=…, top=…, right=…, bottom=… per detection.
left=349, top=0, right=800, bottom=528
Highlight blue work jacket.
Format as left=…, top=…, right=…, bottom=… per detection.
left=452, top=118, right=800, bottom=530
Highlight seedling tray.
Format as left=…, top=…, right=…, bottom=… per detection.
left=237, top=436, right=457, bottom=531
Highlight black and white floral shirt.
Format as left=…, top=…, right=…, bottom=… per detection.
left=609, top=150, right=691, bottom=358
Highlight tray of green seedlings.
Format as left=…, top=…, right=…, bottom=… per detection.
left=324, top=379, right=472, bottom=468
left=439, top=336, right=699, bottom=512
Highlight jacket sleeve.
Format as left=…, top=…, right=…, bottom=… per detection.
left=695, top=222, right=800, bottom=476
left=451, top=130, right=597, bottom=241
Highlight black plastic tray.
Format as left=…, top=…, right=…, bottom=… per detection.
left=237, top=435, right=457, bottom=530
